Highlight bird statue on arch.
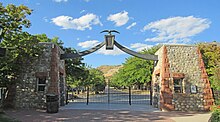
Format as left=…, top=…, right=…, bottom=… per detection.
left=100, top=30, right=120, bottom=35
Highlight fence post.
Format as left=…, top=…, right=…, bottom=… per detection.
left=87, top=87, right=89, bottom=105
left=108, top=79, right=110, bottom=104
left=150, top=81, right=152, bottom=105
left=129, top=86, right=131, bottom=105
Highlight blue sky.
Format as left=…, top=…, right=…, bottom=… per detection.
left=2, top=0, right=220, bottom=67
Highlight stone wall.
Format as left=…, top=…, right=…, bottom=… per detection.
left=15, top=43, right=66, bottom=109
left=152, top=47, right=163, bottom=108
left=152, top=45, right=214, bottom=111
left=160, top=46, right=174, bottom=110
left=173, top=94, right=204, bottom=111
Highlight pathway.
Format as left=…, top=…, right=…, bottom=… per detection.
left=5, top=108, right=211, bottom=122
left=61, top=102, right=159, bottom=112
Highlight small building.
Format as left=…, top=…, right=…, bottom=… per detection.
left=152, top=45, right=214, bottom=111
left=15, top=42, right=66, bottom=109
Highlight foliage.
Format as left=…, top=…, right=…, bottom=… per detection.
left=69, top=65, right=106, bottom=93
left=198, top=42, right=220, bottom=90
left=111, top=68, right=128, bottom=88
left=36, top=34, right=64, bottom=48
left=0, top=3, right=69, bottom=108
left=210, top=106, right=220, bottom=122
left=0, top=3, right=32, bottom=40
left=111, top=45, right=161, bottom=88
left=80, top=68, right=106, bottom=92
left=0, top=3, right=36, bottom=85
left=88, top=68, right=106, bottom=93
left=62, top=47, right=89, bottom=89
left=0, top=32, right=44, bottom=86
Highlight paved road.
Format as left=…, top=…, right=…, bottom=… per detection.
left=5, top=87, right=212, bottom=122
left=5, top=91, right=211, bottom=122
left=61, top=102, right=159, bottom=112
left=5, top=108, right=211, bottom=122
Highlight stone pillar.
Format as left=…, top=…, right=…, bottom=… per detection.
left=197, top=48, right=214, bottom=111
left=160, top=46, right=174, bottom=111
left=48, top=44, right=59, bottom=95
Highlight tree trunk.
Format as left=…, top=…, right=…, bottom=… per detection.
left=3, top=84, right=16, bottom=109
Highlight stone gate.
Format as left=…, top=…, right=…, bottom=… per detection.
left=152, top=45, right=214, bottom=111
left=15, top=42, right=66, bottom=109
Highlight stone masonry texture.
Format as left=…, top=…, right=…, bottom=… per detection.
left=152, top=45, right=214, bottom=111
left=15, top=43, right=66, bottom=109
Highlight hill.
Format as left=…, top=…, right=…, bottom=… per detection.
left=97, top=65, right=122, bottom=78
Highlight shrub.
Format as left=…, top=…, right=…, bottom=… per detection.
left=210, top=106, right=220, bottom=122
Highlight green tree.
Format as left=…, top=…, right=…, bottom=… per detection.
left=198, top=42, right=220, bottom=90
left=0, top=3, right=32, bottom=40
left=88, top=68, right=105, bottom=93
left=63, top=47, right=88, bottom=88
left=0, top=32, right=44, bottom=108
left=75, top=67, right=106, bottom=93
left=0, top=3, right=86, bottom=108
left=36, top=34, right=64, bottom=48
left=111, top=68, right=128, bottom=88
left=111, top=45, right=161, bottom=88
left=0, top=3, right=47, bottom=108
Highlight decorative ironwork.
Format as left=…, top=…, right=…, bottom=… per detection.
left=68, top=86, right=150, bottom=105
left=105, top=35, right=115, bottom=50
left=114, top=40, right=158, bottom=61
left=60, top=41, right=106, bottom=59
left=100, top=30, right=120, bottom=50
left=61, top=30, right=158, bottom=61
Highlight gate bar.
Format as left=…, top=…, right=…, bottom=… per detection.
left=129, top=86, right=131, bottom=105
left=108, top=79, right=110, bottom=104
left=87, top=87, right=89, bottom=105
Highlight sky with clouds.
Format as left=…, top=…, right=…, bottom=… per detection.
left=2, top=0, right=220, bottom=67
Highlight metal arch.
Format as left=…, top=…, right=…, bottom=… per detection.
left=114, top=40, right=158, bottom=61
left=60, top=40, right=158, bottom=61
left=60, top=41, right=106, bottom=59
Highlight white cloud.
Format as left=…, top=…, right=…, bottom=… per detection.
left=53, top=0, right=68, bottom=2
left=142, top=16, right=211, bottom=43
left=51, top=13, right=102, bottom=30
left=77, top=40, right=125, bottom=55
left=43, top=17, right=48, bottom=22
left=126, top=22, right=137, bottom=29
left=107, top=11, right=129, bottom=26
left=80, top=10, right=86, bottom=14
left=130, top=43, right=153, bottom=52
left=78, top=40, right=99, bottom=48
left=97, top=46, right=125, bottom=55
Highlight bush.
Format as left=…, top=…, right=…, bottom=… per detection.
left=210, top=106, right=220, bottom=122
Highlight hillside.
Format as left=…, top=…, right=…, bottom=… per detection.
left=97, top=65, right=122, bottom=78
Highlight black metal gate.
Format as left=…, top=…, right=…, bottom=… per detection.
left=68, top=85, right=150, bottom=105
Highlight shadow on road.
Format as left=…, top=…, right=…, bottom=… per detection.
left=5, top=108, right=210, bottom=122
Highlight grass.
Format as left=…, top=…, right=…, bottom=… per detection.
left=0, top=112, right=20, bottom=122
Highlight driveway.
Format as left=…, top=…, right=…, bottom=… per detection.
left=61, top=102, right=159, bottom=112
left=5, top=102, right=211, bottom=122
left=6, top=109, right=175, bottom=122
